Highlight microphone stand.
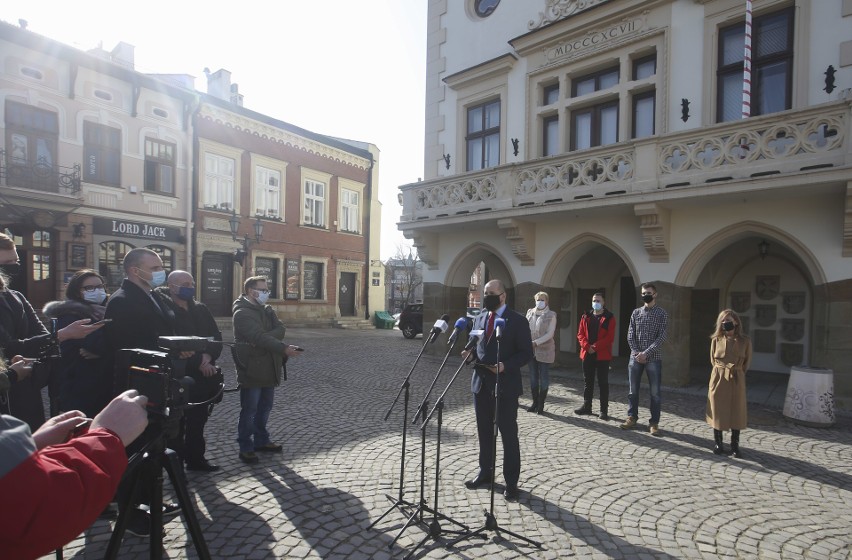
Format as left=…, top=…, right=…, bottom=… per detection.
left=389, top=337, right=469, bottom=554
left=447, top=330, right=542, bottom=552
left=367, top=329, right=435, bottom=533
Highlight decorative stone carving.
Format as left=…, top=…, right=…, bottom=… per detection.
left=528, top=0, right=609, bottom=30
left=404, top=231, right=438, bottom=269
left=782, top=292, right=806, bottom=314
left=755, top=276, right=780, bottom=301
left=634, top=203, right=670, bottom=263
left=730, top=292, right=751, bottom=313
left=780, top=343, right=804, bottom=367
left=497, top=218, right=536, bottom=266
left=781, top=319, right=805, bottom=342
left=755, top=304, right=777, bottom=327
left=414, top=175, right=497, bottom=211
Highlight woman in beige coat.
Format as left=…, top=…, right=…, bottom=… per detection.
left=525, top=292, right=557, bottom=414
left=706, top=309, right=752, bottom=458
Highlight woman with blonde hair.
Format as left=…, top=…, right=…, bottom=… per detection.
left=525, top=291, right=557, bottom=414
left=706, top=309, right=752, bottom=457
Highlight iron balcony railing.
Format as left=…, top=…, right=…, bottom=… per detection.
left=0, top=150, right=82, bottom=195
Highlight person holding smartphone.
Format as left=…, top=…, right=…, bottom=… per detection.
left=43, top=270, right=112, bottom=417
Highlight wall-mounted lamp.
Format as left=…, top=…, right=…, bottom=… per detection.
left=511, top=138, right=519, bottom=156
left=229, top=209, right=264, bottom=264
left=443, top=154, right=451, bottom=170
left=758, top=239, right=769, bottom=260
left=824, top=65, right=836, bottom=94
left=72, top=222, right=86, bottom=239
left=370, top=260, right=383, bottom=267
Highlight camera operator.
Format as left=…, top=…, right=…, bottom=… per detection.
left=0, top=233, right=106, bottom=431
left=155, top=270, right=223, bottom=472
left=0, top=389, right=148, bottom=560
left=233, top=276, right=301, bottom=464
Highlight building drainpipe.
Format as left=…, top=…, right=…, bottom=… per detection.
left=364, top=153, right=375, bottom=320
left=188, top=97, right=201, bottom=274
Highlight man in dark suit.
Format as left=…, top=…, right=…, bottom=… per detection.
left=103, top=247, right=186, bottom=536
left=463, top=279, right=533, bottom=500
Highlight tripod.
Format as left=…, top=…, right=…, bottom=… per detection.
left=447, top=328, right=542, bottom=551
left=367, top=331, right=434, bottom=532
left=105, top=420, right=211, bottom=560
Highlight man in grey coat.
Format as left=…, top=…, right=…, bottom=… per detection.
left=233, top=276, right=301, bottom=464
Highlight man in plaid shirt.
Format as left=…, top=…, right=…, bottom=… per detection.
left=621, top=283, right=668, bottom=435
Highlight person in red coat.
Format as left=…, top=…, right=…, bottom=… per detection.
left=576, top=292, right=616, bottom=420
left=0, top=389, right=148, bottom=559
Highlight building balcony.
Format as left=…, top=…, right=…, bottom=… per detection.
left=400, top=100, right=850, bottom=227
left=0, top=150, right=82, bottom=197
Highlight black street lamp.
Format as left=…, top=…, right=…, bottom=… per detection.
left=229, top=209, right=264, bottom=265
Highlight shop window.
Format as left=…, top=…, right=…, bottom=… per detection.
left=303, top=261, right=324, bottom=300
left=254, top=257, right=279, bottom=299
left=99, top=241, right=135, bottom=290
left=146, top=245, right=174, bottom=274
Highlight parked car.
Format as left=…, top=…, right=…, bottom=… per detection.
left=398, top=303, right=423, bottom=339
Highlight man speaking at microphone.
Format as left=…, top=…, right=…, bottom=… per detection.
left=461, top=279, right=532, bottom=500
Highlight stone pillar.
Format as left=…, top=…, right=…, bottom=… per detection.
left=656, top=282, right=691, bottom=388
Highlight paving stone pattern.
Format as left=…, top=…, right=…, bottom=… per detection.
left=46, top=328, right=852, bottom=559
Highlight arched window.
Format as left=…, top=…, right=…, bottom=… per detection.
left=147, top=245, right=175, bottom=274
left=99, top=241, right=135, bottom=290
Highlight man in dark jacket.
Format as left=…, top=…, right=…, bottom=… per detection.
left=233, top=276, right=301, bottom=464
left=462, top=279, right=533, bottom=501
left=157, top=270, right=223, bottom=472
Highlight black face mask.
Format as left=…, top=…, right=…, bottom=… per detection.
left=483, top=294, right=502, bottom=312
left=722, top=321, right=735, bottom=332
left=642, top=294, right=654, bottom=304
left=0, top=263, right=21, bottom=276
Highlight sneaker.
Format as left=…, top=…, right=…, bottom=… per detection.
left=239, top=451, right=259, bottom=464
left=254, top=442, right=283, bottom=453
left=649, top=424, right=661, bottom=436
left=620, top=416, right=638, bottom=430
left=125, top=508, right=150, bottom=538
left=574, top=405, right=592, bottom=415
left=186, top=459, right=221, bottom=472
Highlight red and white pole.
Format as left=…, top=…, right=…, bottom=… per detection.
left=742, top=0, right=753, bottom=119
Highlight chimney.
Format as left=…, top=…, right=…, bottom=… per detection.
left=110, top=41, right=135, bottom=69
left=206, top=68, right=232, bottom=102
left=230, top=83, right=244, bottom=107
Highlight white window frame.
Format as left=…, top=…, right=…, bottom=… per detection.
left=250, top=154, right=287, bottom=221
left=198, top=140, right=242, bottom=212
left=528, top=38, right=662, bottom=156
left=300, top=168, right=332, bottom=229
left=338, top=178, right=364, bottom=234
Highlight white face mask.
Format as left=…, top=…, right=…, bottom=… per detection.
left=254, top=290, right=270, bottom=305
left=83, top=288, right=107, bottom=304
left=592, top=302, right=603, bottom=311
left=536, top=300, right=546, bottom=310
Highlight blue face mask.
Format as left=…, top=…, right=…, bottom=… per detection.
left=149, top=270, right=167, bottom=288
left=592, top=302, right=603, bottom=311
left=175, top=286, right=196, bottom=301
left=255, top=290, right=270, bottom=305
left=83, top=288, right=107, bottom=304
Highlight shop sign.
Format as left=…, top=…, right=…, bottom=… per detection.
left=93, top=217, right=181, bottom=242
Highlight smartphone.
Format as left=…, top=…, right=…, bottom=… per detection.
left=90, top=318, right=113, bottom=326
left=70, top=418, right=92, bottom=438
left=291, top=346, right=305, bottom=352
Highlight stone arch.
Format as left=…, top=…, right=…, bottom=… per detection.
left=444, top=242, right=516, bottom=288
left=676, top=221, right=827, bottom=288
left=541, top=233, right=640, bottom=288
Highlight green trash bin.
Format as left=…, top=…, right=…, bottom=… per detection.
left=374, top=311, right=394, bottom=329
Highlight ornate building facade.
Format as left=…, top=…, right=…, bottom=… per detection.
left=400, top=0, right=852, bottom=407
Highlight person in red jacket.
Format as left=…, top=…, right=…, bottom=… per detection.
left=0, top=389, right=148, bottom=559
left=576, top=292, right=616, bottom=420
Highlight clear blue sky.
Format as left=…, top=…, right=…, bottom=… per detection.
left=0, top=0, right=427, bottom=260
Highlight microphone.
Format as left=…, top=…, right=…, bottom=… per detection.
left=447, top=317, right=468, bottom=346
left=427, top=314, right=450, bottom=343
left=495, top=317, right=506, bottom=340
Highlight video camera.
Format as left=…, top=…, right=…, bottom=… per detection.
left=115, top=336, right=221, bottom=420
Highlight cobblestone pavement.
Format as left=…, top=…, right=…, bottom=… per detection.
left=46, top=327, right=852, bottom=559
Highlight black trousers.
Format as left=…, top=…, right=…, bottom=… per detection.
left=474, top=376, right=520, bottom=487
left=582, top=357, right=610, bottom=409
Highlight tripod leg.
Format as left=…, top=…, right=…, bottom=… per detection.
left=105, top=456, right=145, bottom=560
left=163, top=449, right=212, bottom=560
